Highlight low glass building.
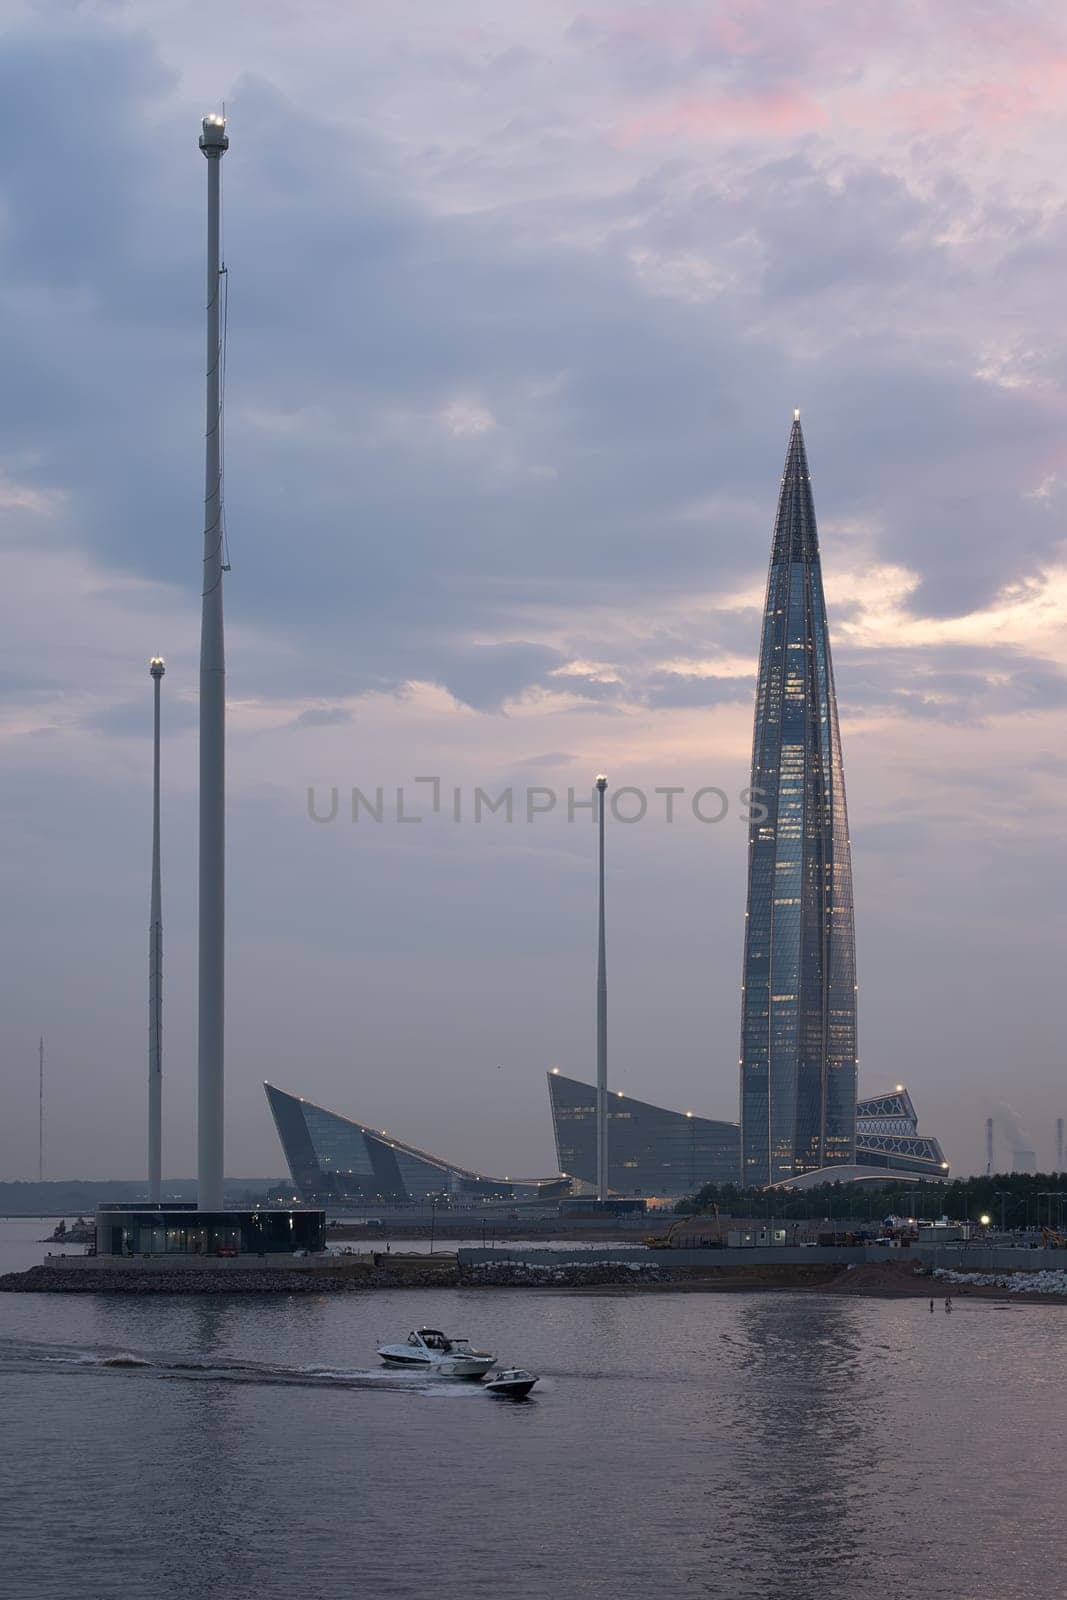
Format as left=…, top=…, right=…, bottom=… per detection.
left=266, top=1083, right=542, bottom=1204
left=264, top=1077, right=949, bottom=1211
left=547, top=1075, right=949, bottom=1191
left=95, top=1205, right=326, bottom=1257
left=547, top=1071, right=741, bottom=1199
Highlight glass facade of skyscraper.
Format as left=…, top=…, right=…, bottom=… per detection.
left=740, top=417, right=858, bottom=1185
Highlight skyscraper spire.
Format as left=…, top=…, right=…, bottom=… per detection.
left=771, top=412, right=820, bottom=565
left=739, top=415, right=857, bottom=1185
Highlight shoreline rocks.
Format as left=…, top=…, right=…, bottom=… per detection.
left=0, top=1260, right=673, bottom=1295
left=0, top=1264, right=458, bottom=1294
left=462, top=1261, right=671, bottom=1287
left=933, top=1265, right=1067, bottom=1296
left=4, top=1256, right=1065, bottom=1298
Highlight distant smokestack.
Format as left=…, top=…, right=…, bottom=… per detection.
left=1057, top=1117, right=1064, bottom=1173
left=996, top=1105, right=1036, bottom=1173
left=986, top=1116, right=994, bottom=1177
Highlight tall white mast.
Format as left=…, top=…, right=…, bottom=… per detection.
left=149, top=657, right=165, bottom=1203
left=595, top=775, right=608, bottom=1203
left=197, top=113, right=228, bottom=1211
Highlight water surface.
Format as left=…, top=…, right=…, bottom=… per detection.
left=1, top=1218, right=1064, bottom=1599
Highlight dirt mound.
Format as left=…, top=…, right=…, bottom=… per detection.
left=818, top=1261, right=930, bottom=1295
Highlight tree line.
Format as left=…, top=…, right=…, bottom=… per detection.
left=675, top=1171, right=1067, bottom=1228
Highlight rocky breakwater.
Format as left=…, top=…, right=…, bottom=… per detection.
left=0, top=1259, right=461, bottom=1295
left=933, top=1265, right=1067, bottom=1297
left=0, top=1257, right=674, bottom=1294
left=459, top=1260, right=671, bottom=1288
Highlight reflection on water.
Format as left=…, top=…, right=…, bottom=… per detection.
left=720, top=1301, right=872, bottom=1598
left=1, top=1240, right=1066, bottom=1600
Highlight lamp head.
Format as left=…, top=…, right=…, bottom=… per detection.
left=200, top=114, right=229, bottom=155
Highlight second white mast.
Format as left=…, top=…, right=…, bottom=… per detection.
left=149, top=656, right=165, bottom=1202
left=197, top=114, right=228, bottom=1211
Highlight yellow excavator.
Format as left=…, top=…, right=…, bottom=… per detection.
left=1041, top=1228, right=1067, bottom=1249
left=646, top=1202, right=721, bottom=1249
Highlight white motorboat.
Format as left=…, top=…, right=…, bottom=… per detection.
left=377, top=1327, right=496, bottom=1378
left=483, top=1367, right=539, bottom=1398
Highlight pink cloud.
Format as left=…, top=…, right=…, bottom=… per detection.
left=617, top=86, right=829, bottom=146
left=831, top=52, right=1067, bottom=139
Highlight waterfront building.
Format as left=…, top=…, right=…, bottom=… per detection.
left=265, top=1083, right=554, bottom=1205
left=739, top=415, right=858, bottom=1186
left=853, top=1087, right=948, bottom=1175
left=547, top=1074, right=947, bottom=1193
left=95, top=1203, right=325, bottom=1258
left=548, top=1072, right=740, bottom=1199
left=266, top=1077, right=949, bottom=1207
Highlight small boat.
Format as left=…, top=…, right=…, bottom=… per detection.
left=377, top=1327, right=496, bottom=1378
left=483, top=1367, right=539, bottom=1398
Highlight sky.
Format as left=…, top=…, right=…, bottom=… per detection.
left=2, top=0, right=1067, bottom=1182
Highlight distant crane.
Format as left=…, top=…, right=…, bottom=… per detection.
left=986, top=1116, right=994, bottom=1178
left=38, top=1036, right=44, bottom=1182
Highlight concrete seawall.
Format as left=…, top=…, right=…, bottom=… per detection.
left=458, top=1243, right=1067, bottom=1271
left=2, top=1242, right=1063, bottom=1295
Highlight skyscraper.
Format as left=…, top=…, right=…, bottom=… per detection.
left=739, top=414, right=857, bottom=1185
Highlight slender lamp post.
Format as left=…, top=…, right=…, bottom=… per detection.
left=149, top=657, right=165, bottom=1203
left=38, top=1037, right=44, bottom=1181
left=198, top=113, right=228, bottom=1211
left=595, top=775, right=608, bottom=1205
left=995, top=1189, right=1009, bottom=1233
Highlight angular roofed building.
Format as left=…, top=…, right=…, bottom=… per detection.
left=546, top=1074, right=948, bottom=1195
left=265, top=1078, right=948, bottom=1209
left=265, top=1083, right=545, bottom=1205
left=853, top=1087, right=948, bottom=1177
left=548, top=1070, right=741, bottom=1200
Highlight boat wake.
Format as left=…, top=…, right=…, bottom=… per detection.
left=0, top=1337, right=487, bottom=1397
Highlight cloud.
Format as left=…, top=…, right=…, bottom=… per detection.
left=4, top=3, right=1067, bottom=1178
left=618, top=87, right=829, bottom=146
left=291, top=706, right=353, bottom=728
left=648, top=672, right=752, bottom=708
left=434, top=641, right=566, bottom=710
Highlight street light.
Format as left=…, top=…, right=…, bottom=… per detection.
left=994, top=1190, right=1010, bottom=1233
left=979, top=1213, right=991, bottom=1227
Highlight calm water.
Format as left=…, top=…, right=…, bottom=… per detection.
left=1, top=1219, right=1065, bottom=1600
